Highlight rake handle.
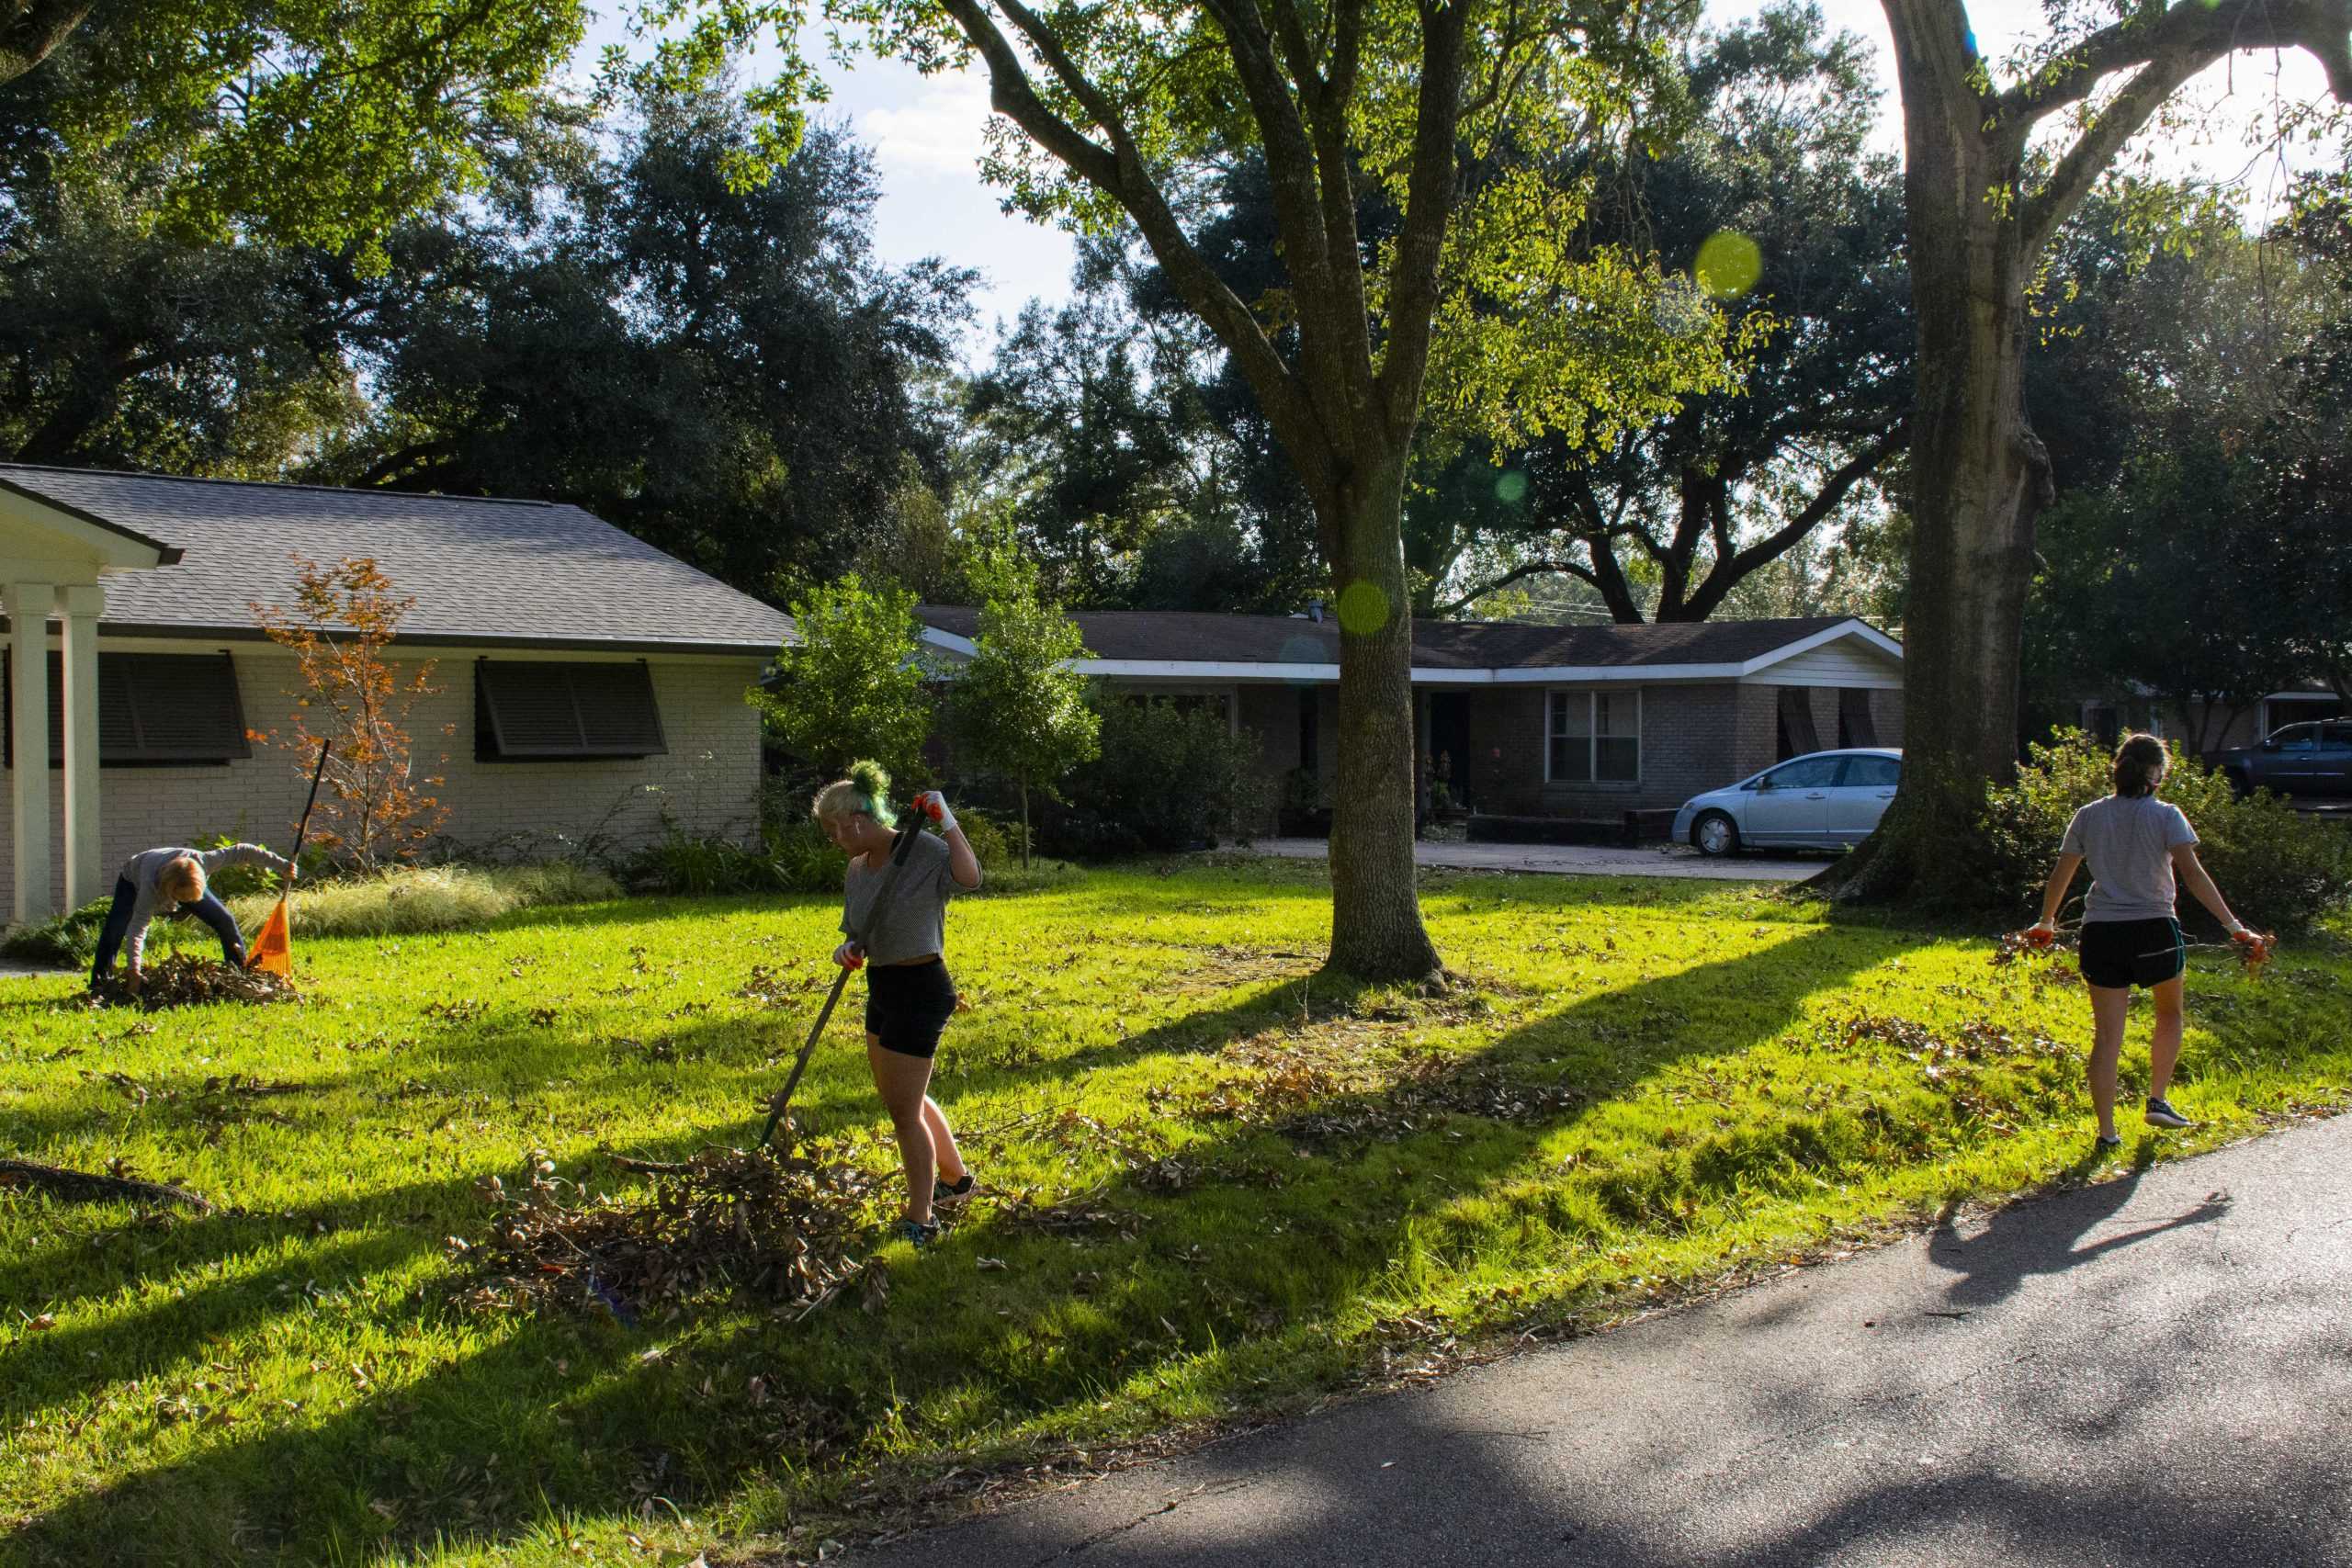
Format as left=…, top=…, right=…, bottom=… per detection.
left=756, top=809, right=928, bottom=1151
left=286, top=740, right=332, bottom=882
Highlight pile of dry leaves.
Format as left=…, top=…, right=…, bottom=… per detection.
left=89, top=953, right=299, bottom=1010
left=450, top=1145, right=882, bottom=1325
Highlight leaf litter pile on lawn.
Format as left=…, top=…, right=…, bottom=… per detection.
left=452, top=1141, right=883, bottom=1325
left=85, top=952, right=299, bottom=1010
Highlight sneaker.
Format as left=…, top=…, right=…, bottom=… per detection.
left=2096, top=1132, right=2123, bottom=1150
left=933, top=1172, right=976, bottom=1204
left=894, top=1217, right=941, bottom=1249
left=2143, top=1098, right=2193, bottom=1130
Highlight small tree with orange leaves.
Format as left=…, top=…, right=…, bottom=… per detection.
left=252, top=557, right=450, bottom=872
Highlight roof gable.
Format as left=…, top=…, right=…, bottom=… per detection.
left=0, top=465, right=792, bottom=655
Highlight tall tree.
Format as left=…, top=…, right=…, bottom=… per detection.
left=1837, top=0, right=2352, bottom=901
left=662, top=0, right=1738, bottom=979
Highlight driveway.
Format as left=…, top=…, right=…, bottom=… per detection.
left=1243, top=837, right=1821, bottom=882
left=854, top=1113, right=2352, bottom=1567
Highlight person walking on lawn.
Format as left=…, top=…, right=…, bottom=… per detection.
left=90, top=842, right=294, bottom=993
left=2028, top=734, right=2266, bottom=1149
left=814, top=761, right=984, bottom=1247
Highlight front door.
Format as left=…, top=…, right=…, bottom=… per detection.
left=1429, top=692, right=1473, bottom=812
left=1744, top=755, right=1841, bottom=845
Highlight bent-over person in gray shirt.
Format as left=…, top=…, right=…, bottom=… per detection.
left=92, top=842, right=291, bottom=988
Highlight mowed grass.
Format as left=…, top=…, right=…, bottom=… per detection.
left=3, top=861, right=2348, bottom=1566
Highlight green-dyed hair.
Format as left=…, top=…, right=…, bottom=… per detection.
left=812, top=760, right=898, bottom=828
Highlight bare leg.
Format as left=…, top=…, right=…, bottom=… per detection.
left=2147, top=976, right=2186, bottom=1101
left=867, top=1034, right=937, bottom=1224
left=923, top=1098, right=967, bottom=1185
left=2086, top=984, right=2131, bottom=1139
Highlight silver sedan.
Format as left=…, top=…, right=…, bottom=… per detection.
left=1671, top=749, right=1903, bottom=856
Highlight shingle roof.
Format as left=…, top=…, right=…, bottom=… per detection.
left=916, top=607, right=1894, bottom=671
left=0, top=465, right=793, bottom=656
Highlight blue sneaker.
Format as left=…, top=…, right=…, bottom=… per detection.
left=894, top=1217, right=941, bottom=1249
left=933, top=1172, right=976, bottom=1204
left=2143, top=1098, right=2192, bottom=1130
left=2096, top=1132, right=2123, bottom=1150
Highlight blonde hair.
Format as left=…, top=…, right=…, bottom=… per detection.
left=2113, top=733, right=2168, bottom=797
left=158, top=855, right=206, bottom=903
left=811, top=760, right=898, bottom=829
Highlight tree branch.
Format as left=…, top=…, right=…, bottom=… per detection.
left=2019, top=51, right=2201, bottom=255
left=1678, top=427, right=1906, bottom=621
left=1430, top=557, right=1595, bottom=617
left=940, top=0, right=1329, bottom=495
left=0, top=0, right=94, bottom=85
left=1377, top=0, right=1474, bottom=441
left=1996, top=0, right=2352, bottom=130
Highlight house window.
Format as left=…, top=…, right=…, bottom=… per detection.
left=475, top=660, right=667, bottom=761
left=1546, top=689, right=1640, bottom=784
left=1838, top=688, right=1880, bottom=749
left=4, top=650, right=249, bottom=766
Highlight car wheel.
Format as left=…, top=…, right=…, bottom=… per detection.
left=1693, top=810, right=1740, bottom=858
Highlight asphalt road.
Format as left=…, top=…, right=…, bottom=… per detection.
left=854, top=1115, right=2352, bottom=1567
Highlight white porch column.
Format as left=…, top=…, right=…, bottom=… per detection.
left=61, top=583, right=103, bottom=908
left=6, top=581, right=55, bottom=925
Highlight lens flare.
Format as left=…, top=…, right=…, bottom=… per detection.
left=1337, top=581, right=1389, bottom=636
left=1495, top=469, right=1530, bottom=504
left=1695, top=231, right=1763, bottom=299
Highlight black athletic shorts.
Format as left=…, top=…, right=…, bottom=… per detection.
left=2078, top=917, right=2185, bottom=990
left=864, top=957, right=957, bottom=1059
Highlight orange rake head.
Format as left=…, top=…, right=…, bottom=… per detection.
left=246, top=897, right=293, bottom=978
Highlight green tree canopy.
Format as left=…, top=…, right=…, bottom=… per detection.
left=0, top=3, right=586, bottom=253
left=944, top=546, right=1100, bottom=864
left=756, top=574, right=933, bottom=786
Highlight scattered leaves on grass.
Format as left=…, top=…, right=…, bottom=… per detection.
left=737, top=964, right=826, bottom=1007
left=452, top=1145, right=880, bottom=1324
left=85, top=954, right=298, bottom=1010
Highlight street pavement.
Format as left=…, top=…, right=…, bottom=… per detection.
left=854, top=1114, right=2352, bottom=1567
left=1244, top=837, right=1821, bottom=883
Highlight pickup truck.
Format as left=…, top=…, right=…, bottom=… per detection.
left=2211, top=720, right=2352, bottom=798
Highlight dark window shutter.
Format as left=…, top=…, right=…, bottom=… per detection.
left=477, top=660, right=666, bottom=760
left=6, top=650, right=245, bottom=765
left=1838, top=688, right=1879, bottom=749
left=1778, top=687, right=1821, bottom=758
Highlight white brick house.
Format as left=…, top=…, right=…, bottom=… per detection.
left=1, top=466, right=790, bottom=923
left=914, top=606, right=1903, bottom=829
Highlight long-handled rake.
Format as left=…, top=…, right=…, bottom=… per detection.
left=757, top=807, right=928, bottom=1150
left=245, top=739, right=331, bottom=977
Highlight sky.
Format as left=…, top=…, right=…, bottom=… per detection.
left=579, top=3, right=2336, bottom=359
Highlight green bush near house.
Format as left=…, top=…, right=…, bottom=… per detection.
left=1982, top=729, right=2352, bottom=934
left=1044, top=698, right=1276, bottom=856
left=0, top=897, right=114, bottom=968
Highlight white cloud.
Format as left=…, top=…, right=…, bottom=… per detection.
left=857, top=66, right=998, bottom=181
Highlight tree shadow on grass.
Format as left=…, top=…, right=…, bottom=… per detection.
left=8, top=924, right=1901, bottom=1564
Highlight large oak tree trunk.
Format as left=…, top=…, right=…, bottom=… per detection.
left=1324, top=446, right=1443, bottom=981
left=1822, top=23, right=2050, bottom=903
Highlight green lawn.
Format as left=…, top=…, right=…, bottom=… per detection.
left=3, top=862, right=2347, bottom=1566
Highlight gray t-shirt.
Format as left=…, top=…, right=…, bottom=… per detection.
left=2060, top=795, right=2198, bottom=922
left=841, top=829, right=960, bottom=965
left=117, top=843, right=290, bottom=967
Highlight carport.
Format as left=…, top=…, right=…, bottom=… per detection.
left=0, top=474, right=181, bottom=924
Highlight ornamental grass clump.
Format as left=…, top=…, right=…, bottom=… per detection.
left=223, top=863, right=618, bottom=938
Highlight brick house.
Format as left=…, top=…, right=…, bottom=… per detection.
left=913, top=607, right=1903, bottom=828
left=0, top=465, right=789, bottom=924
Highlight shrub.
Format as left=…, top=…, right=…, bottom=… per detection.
left=0, top=898, right=114, bottom=967
left=622, top=831, right=787, bottom=897
left=1042, top=700, right=1275, bottom=857
left=1981, top=729, right=2352, bottom=934
left=221, top=863, right=620, bottom=939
